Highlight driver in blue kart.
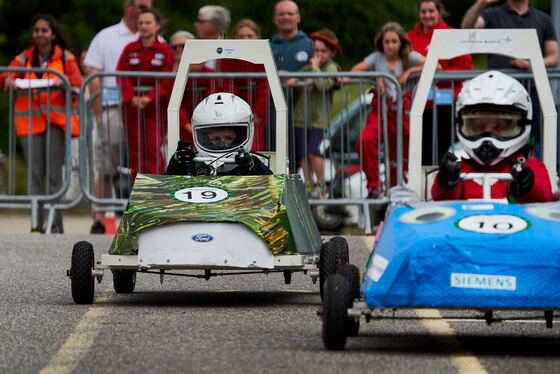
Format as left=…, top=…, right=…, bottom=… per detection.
left=432, top=70, right=553, bottom=203
left=166, top=92, right=272, bottom=176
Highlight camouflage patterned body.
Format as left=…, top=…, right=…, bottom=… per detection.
left=109, top=174, right=321, bottom=256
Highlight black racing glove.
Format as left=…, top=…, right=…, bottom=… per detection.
left=174, top=140, right=196, bottom=165
left=437, top=152, right=462, bottom=189
left=509, top=158, right=534, bottom=196
left=235, top=148, right=254, bottom=175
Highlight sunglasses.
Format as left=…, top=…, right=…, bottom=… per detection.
left=172, top=44, right=185, bottom=51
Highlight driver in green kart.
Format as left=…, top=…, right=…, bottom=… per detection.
left=166, top=92, right=272, bottom=176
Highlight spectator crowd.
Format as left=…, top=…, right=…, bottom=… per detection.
left=0, top=0, right=558, bottom=233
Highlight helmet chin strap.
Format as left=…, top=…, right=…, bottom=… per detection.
left=474, top=140, right=502, bottom=165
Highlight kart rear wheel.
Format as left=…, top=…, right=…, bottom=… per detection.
left=337, top=264, right=361, bottom=336
left=312, top=205, right=344, bottom=232
left=113, top=270, right=137, bottom=293
left=322, top=274, right=350, bottom=350
left=70, top=241, right=95, bottom=304
left=319, top=237, right=350, bottom=300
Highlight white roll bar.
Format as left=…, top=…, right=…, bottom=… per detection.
left=167, top=39, right=288, bottom=174
left=409, top=29, right=557, bottom=197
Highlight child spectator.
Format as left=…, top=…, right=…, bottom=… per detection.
left=432, top=70, right=553, bottom=203
left=350, top=22, right=425, bottom=198
left=287, top=28, right=341, bottom=198
left=117, top=8, right=173, bottom=184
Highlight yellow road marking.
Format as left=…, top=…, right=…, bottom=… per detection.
left=416, top=309, right=488, bottom=374
left=40, top=288, right=112, bottom=374
left=360, top=236, right=487, bottom=373
left=362, top=235, right=376, bottom=253
left=214, top=289, right=312, bottom=293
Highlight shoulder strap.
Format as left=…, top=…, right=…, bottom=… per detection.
left=18, top=53, right=27, bottom=68
left=62, top=50, right=72, bottom=70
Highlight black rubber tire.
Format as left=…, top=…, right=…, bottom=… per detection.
left=319, top=237, right=350, bottom=300
left=312, top=205, right=344, bottom=232
left=70, top=241, right=95, bottom=304
left=329, top=236, right=349, bottom=265
left=337, top=264, right=361, bottom=336
left=319, top=241, right=339, bottom=300
left=113, top=270, right=137, bottom=293
left=283, top=270, right=292, bottom=285
left=322, top=274, right=350, bottom=350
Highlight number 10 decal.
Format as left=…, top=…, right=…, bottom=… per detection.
left=457, top=214, right=528, bottom=234
left=173, top=187, right=230, bottom=203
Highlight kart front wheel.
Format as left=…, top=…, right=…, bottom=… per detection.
left=70, top=241, right=95, bottom=304
left=113, top=270, right=136, bottom=293
left=329, top=236, right=349, bottom=264
left=283, top=270, right=292, bottom=285
left=337, top=264, right=360, bottom=336
left=319, top=237, right=349, bottom=300
left=322, top=274, right=350, bottom=350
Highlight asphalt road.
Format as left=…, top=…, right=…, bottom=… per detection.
left=1, top=234, right=560, bottom=374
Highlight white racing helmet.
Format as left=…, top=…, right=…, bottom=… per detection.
left=456, top=70, right=532, bottom=166
left=192, top=92, right=254, bottom=172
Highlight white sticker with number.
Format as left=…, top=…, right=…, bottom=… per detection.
left=174, top=187, right=229, bottom=203
left=457, top=214, right=528, bottom=234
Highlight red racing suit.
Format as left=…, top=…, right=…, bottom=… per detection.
left=220, top=59, right=268, bottom=151
left=431, top=153, right=554, bottom=203
left=407, top=20, right=473, bottom=101
left=178, top=65, right=213, bottom=145
left=355, top=91, right=411, bottom=190
left=117, top=38, right=173, bottom=184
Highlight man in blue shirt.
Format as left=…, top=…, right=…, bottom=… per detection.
left=270, top=1, right=314, bottom=172
left=271, top=1, right=314, bottom=72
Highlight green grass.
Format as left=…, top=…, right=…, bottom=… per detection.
left=1, top=153, right=27, bottom=196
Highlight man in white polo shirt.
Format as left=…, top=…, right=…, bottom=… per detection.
left=84, top=0, right=152, bottom=234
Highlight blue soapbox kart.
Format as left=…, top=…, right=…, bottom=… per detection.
left=320, top=29, right=560, bottom=349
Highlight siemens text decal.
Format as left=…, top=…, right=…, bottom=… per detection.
left=451, top=273, right=516, bottom=291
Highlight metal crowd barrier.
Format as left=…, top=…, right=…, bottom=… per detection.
left=415, top=69, right=560, bottom=165
left=78, top=71, right=402, bottom=234
left=0, top=66, right=79, bottom=233
left=3, top=67, right=559, bottom=234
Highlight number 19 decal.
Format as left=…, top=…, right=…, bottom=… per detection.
left=457, top=214, right=528, bottom=234
left=173, top=187, right=230, bottom=203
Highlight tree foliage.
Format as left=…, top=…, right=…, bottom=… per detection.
left=0, top=0, right=553, bottom=69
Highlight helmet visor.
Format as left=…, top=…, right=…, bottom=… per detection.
left=195, top=124, right=248, bottom=152
left=460, top=109, right=524, bottom=141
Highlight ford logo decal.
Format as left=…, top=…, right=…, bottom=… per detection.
left=192, top=233, right=214, bottom=242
